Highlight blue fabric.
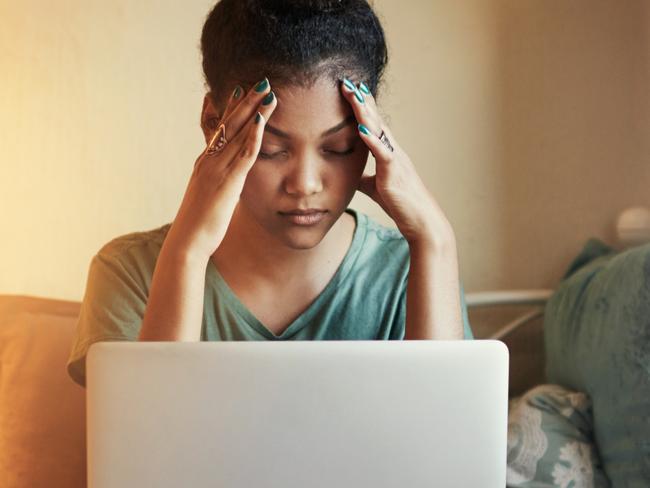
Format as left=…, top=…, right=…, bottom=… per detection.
left=460, top=283, right=473, bottom=340
left=544, top=239, right=650, bottom=486
left=68, top=208, right=473, bottom=387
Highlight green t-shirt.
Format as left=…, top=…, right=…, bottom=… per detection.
left=67, top=209, right=473, bottom=387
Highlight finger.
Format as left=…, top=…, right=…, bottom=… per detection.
left=229, top=111, right=266, bottom=179
left=357, top=81, right=397, bottom=142
left=356, top=81, right=378, bottom=111
left=200, top=93, right=275, bottom=173
left=221, top=77, right=274, bottom=141
left=340, top=77, right=398, bottom=151
left=200, top=86, right=277, bottom=164
left=194, top=113, right=252, bottom=173
left=220, top=85, right=245, bottom=122
left=358, top=123, right=396, bottom=163
left=203, top=86, right=242, bottom=138
left=340, top=77, right=375, bottom=130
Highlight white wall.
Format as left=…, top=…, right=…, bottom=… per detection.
left=1, top=0, right=649, bottom=301
left=492, top=0, right=650, bottom=289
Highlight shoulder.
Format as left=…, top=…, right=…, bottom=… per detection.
left=97, top=223, right=171, bottom=259
left=97, top=223, right=171, bottom=258
left=92, top=223, right=172, bottom=286
left=354, top=210, right=409, bottom=256
left=349, top=209, right=410, bottom=280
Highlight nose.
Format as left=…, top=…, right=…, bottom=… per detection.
left=283, top=157, right=323, bottom=197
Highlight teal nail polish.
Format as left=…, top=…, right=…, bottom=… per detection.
left=342, top=78, right=356, bottom=91
left=233, top=86, right=242, bottom=99
left=255, top=112, right=262, bottom=123
left=354, top=90, right=365, bottom=104
left=359, top=82, right=371, bottom=95
left=254, top=78, right=269, bottom=92
left=358, top=124, right=371, bottom=136
left=262, top=91, right=275, bottom=105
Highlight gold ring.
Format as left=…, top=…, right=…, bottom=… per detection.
left=207, top=123, right=228, bottom=154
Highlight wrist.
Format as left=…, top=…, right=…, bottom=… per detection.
left=407, top=218, right=457, bottom=257
left=162, top=229, right=212, bottom=267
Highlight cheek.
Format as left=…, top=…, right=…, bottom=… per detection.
left=241, top=163, right=278, bottom=198
left=320, top=149, right=368, bottom=189
left=337, top=150, right=369, bottom=186
left=354, top=148, right=370, bottom=174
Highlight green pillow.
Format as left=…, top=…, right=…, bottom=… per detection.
left=544, top=239, right=650, bottom=486
left=507, top=384, right=609, bottom=487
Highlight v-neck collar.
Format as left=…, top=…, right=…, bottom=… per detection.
left=206, top=208, right=368, bottom=340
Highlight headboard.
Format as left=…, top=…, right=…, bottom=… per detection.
left=465, top=289, right=554, bottom=397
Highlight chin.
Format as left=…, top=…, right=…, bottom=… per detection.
left=250, top=208, right=344, bottom=250
left=278, top=226, right=329, bottom=250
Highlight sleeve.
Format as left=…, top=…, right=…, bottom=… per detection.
left=66, top=251, right=148, bottom=387
left=388, top=288, right=407, bottom=340
left=460, top=283, right=474, bottom=340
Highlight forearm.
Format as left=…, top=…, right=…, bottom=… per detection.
left=404, top=231, right=464, bottom=341
left=138, top=240, right=207, bottom=342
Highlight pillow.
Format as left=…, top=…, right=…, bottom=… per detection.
left=544, top=240, right=650, bottom=486
left=507, top=384, right=610, bottom=487
left=0, top=296, right=86, bottom=488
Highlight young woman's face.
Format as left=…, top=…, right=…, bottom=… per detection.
left=239, top=76, right=369, bottom=249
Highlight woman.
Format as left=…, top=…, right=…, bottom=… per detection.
left=67, top=0, right=472, bottom=387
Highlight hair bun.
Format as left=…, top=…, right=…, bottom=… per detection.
left=262, top=0, right=351, bottom=14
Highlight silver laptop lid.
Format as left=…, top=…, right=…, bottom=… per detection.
left=87, top=340, right=508, bottom=488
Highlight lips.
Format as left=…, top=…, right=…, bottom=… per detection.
left=280, top=208, right=327, bottom=215
left=278, top=209, right=328, bottom=226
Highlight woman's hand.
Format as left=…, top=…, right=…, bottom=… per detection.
left=340, top=78, right=464, bottom=339
left=340, top=78, right=456, bottom=252
left=165, top=79, right=278, bottom=261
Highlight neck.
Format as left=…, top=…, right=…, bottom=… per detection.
left=211, top=203, right=353, bottom=284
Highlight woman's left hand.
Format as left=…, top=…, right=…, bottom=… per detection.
left=340, top=78, right=456, bottom=252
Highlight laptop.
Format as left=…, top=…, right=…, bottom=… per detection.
left=86, top=340, right=508, bottom=487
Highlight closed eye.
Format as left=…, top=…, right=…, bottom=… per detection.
left=258, top=147, right=356, bottom=159
left=258, top=150, right=286, bottom=160
left=325, top=147, right=355, bottom=156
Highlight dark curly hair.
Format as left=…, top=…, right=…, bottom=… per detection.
left=200, top=0, right=388, bottom=110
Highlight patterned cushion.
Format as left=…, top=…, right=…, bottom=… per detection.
left=507, top=384, right=609, bottom=487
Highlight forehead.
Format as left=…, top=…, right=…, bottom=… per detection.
left=268, top=77, right=354, bottom=139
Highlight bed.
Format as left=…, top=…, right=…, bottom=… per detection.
left=466, top=289, right=611, bottom=487
left=475, top=234, right=650, bottom=487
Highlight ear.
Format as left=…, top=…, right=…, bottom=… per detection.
left=200, top=93, right=221, bottom=145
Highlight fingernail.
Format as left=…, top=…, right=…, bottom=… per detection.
left=354, top=91, right=365, bottom=104
left=254, top=78, right=269, bottom=92
left=232, top=86, right=242, bottom=99
left=262, top=91, right=275, bottom=105
left=255, top=112, right=262, bottom=124
left=359, top=82, right=371, bottom=95
left=358, top=124, right=371, bottom=135
left=342, top=78, right=356, bottom=91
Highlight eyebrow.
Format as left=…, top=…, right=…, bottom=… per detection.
left=264, top=115, right=356, bottom=139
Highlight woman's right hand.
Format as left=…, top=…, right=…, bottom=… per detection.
left=165, top=79, right=277, bottom=262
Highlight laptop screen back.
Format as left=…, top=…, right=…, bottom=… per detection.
left=86, top=340, right=508, bottom=488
